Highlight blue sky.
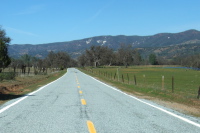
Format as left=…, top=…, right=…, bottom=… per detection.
left=1, top=0, right=200, bottom=44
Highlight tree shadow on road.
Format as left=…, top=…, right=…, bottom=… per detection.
left=0, top=94, right=34, bottom=101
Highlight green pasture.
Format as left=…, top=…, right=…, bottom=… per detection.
left=80, top=66, right=200, bottom=105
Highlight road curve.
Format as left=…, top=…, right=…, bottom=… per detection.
left=0, top=68, right=200, bottom=133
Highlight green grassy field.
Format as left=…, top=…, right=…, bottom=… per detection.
left=79, top=66, right=200, bottom=106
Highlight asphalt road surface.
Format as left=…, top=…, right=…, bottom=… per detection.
left=0, top=68, right=200, bottom=133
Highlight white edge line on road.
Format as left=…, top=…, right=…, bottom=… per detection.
left=0, top=70, right=68, bottom=114
left=78, top=69, right=200, bottom=128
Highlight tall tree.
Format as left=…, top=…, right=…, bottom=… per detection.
left=54, top=51, right=70, bottom=69
left=132, top=49, right=142, bottom=65
left=78, top=53, right=87, bottom=67
left=46, top=51, right=72, bottom=70
left=20, top=54, right=32, bottom=74
left=46, top=51, right=56, bottom=69
left=84, top=46, right=114, bottom=67
left=99, top=46, right=114, bottom=66
left=0, top=27, right=11, bottom=72
left=149, top=53, right=158, bottom=65
left=117, top=44, right=134, bottom=67
left=85, top=46, right=102, bottom=67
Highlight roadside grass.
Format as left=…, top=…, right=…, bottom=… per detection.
left=78, top=66, right=200, bottom=116
left=0, top=70, right=67, bottom=105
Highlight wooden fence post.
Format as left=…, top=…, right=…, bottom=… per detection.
left=172, top=76, right=174, bottom=93
left=114, top=73, right=116, bottom=80
left=162, top=76, right=164, bottom=90
left=117, top=68, right=120, bottom=81
left=143, top=74, right=146, bottom=86
left=127, top=73, right=129, bottom=84
left=197, top=86, right=200, bottom=99
left=134, top=75, right=137, bottom=85
left=122, top=74, right=124, bottom=83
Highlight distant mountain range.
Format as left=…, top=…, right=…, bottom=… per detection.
left=8, top=29, right=200, bottom=59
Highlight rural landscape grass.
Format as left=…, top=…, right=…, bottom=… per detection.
left=79, top=66, right=200, bottom=116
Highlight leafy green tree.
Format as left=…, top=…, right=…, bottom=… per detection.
left=0, top=27, right=11, bottom=72
left=46, top=51, right=72, bottom=70
left=54, top=51, right=70, bottom=69
left=149, top=53, right=158, bottom=65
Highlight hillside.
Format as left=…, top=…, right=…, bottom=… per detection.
left=139, top=40, right=200, bottom=59
left=8, top=29, right=200, bottom=59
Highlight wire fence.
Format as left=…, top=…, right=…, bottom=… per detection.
left=0, top=67, right=60, bottom=81
left=83, top=67, right=200, bottom=100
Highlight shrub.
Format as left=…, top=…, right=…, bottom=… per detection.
left=0, top=72, right=16, bottom=81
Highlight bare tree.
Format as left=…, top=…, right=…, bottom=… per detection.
left=78, top=53, right=87, bottom=67
left=84, top=46, right=115, bottom=67
left=117, top=44, right=134, bottom=67
left=85, top=46, right=101, bottom=67
left=132, top=49, right=142, bottom=65
left=99, top=46, right=114, bottom=66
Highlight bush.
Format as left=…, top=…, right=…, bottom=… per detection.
left=0, top=72, right=16, bottom=81
left=60, top=66, right=64, bottom=70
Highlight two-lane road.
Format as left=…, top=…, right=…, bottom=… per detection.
left=0, top=68, right=200, bottom=132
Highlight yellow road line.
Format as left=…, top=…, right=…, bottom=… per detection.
left=81, top=99, right=86, bottom=105
left=79, top=91, right=82, bottom=94
left=87, top=120, right=97, bottom=133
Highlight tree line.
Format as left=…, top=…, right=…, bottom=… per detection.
left=77, top=44, right=200, bottom=68
left=8, top=52, right=77, bottom=74
left=77, top=44, right=142, bottom=67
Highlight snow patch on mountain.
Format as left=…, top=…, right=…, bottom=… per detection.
left=97, top=40, right=102, bottom=43
left=86, top=38, right=92, bottom=44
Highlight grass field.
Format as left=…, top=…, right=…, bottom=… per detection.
left=79, top=66, right=200, bottom=115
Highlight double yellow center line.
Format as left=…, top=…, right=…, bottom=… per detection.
left=76, top=75, right=97, bottom=133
